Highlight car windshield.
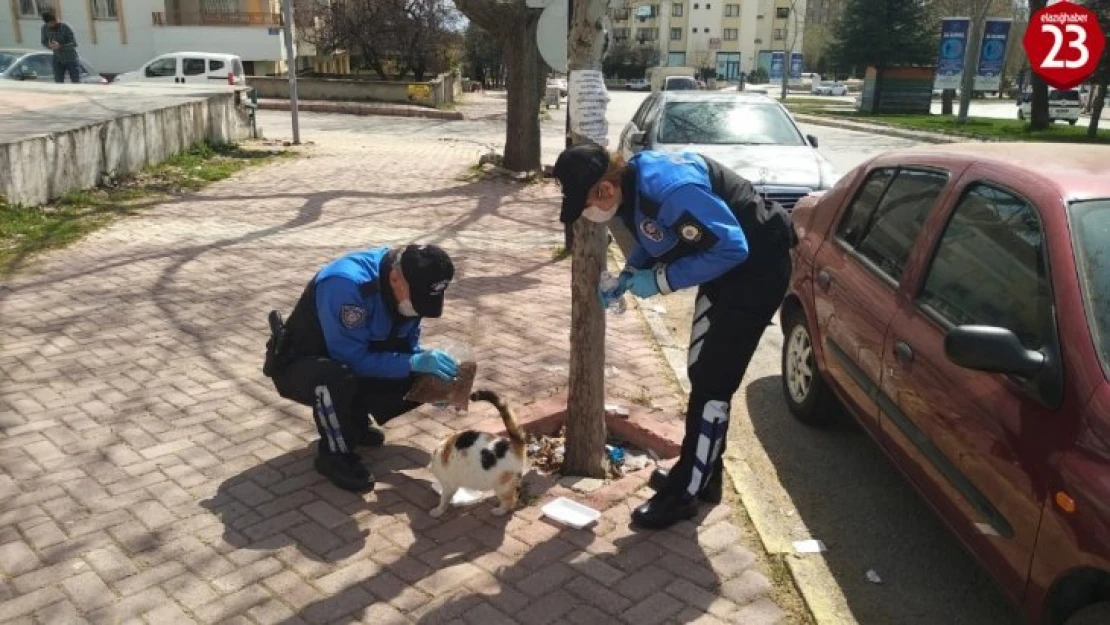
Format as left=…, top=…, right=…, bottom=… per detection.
left=1051, top=90, right=1080, bottom=101
left=0, top=52, right=18, bottom=73
left=1069, top=199, right=1110, bottom=376
left=657, top=101, right=806, bottom=146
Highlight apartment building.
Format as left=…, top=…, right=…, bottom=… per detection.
left=609, top=0, right=806, bottom=80
left=2, top=0, right=309, bottom=76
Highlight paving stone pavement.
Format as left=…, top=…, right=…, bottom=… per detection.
left=0, top=131, right=788, bottom=624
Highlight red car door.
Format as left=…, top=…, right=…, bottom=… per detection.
left=812, top=167, right=951, bottom=436
left=880, top=178, right=1058, bottom=604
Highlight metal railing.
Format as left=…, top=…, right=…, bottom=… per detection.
left=151, top=11, right=283, bottom=27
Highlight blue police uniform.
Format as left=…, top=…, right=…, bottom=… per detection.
left=615, top=150, right=795, bottom=522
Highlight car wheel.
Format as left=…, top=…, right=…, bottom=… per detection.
left=1017, top=109, right=1025, bottom=120
left=781, top=308, right=837, bottom=426
left=1069, top=119, right=1077, bottom=126
left=1065, top=602, right=1110, bottom=625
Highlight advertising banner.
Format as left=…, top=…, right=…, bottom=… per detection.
left=769, top=51, right=785, bottom=81
left=935, top=17, right=970, bottom=90
left=974, top=18, right=1012, bottom=92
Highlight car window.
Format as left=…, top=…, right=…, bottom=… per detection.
left=656, top=101, right=805, bottom=146
left=837, top=168, right=947, bottom=282
left=145, top=57, right=178, bottom=78
left=0, top=52, right=19, bottom=73
left=22, top=54, right=54, bottom=78
left=1050, top=90, right=1080, bottom=102
left=233, top=59, right=245, bottom=76
left=183, top=58, right=207, bottom=76
left=631, top=95, right=656, bottom=128
left=919, top=184, right=1051, bottom=350
left=209, top=59, right=225, bottom=72
left=1069, top=199, right=1110, bottom=374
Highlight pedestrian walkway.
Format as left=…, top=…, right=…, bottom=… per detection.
left=0, top=130, right=788, bottom=623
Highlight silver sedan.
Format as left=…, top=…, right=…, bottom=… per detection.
left=0, top=48, right=107, bottom=84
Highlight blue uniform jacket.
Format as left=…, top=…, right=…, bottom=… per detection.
left=622, top=151, right=750, bottom=293
left=314, top=248, right=421, bottom=379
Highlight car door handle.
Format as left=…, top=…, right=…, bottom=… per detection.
left=816, top=269, right=832, bottom=290
left=894, top=341, right=914, bottom=363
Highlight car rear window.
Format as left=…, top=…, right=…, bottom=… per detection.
left=1051, top=90, right=1080, bottom=101
left=665, top=78, right=698, bottom=90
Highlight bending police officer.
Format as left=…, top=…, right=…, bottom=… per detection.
left=553, top=145, right=796, bottom=530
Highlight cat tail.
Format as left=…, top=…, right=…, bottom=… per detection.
left=470, top=390, right=525, bottom=446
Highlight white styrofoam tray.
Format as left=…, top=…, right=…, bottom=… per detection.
left=541, top=497, right=601, bottom=529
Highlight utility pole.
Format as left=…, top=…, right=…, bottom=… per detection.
left=562, top=0, right=610, bottom=478
left=281, top=0, right=301, bottom=144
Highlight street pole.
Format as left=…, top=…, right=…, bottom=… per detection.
left=281, top=0, right=301, bottom=144
left=563, top=0, right=574, bottom=251
left=563, top=0, right=610, bottom=478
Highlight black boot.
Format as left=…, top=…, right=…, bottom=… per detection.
left=358, top=422, right=386, bottom=448
left=631, top=491, right=699, bottom=530
left=315, top=451, right=375, bottom=492
left=648, top=468, right=722, bottom=504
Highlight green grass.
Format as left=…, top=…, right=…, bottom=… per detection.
left=0, top=141, right=289, bottom=276
left=785, top=104, right=1110, bottom=144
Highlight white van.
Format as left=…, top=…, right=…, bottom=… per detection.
left=113, top=52, right=245, bottom=86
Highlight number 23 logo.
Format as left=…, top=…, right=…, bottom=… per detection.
left=1040, top=23, right=1088, bottom=69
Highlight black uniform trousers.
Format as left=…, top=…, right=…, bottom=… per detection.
left=660, top=245, right=792, bottom=501
left=271, top=357, right=421, bottom=456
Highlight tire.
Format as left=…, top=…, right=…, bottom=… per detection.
left=1069, top=119, right=1078, bottom=126
left=1018, top=109, right=1025, bottom=120
left=1065, top=602, right=1110, bottom=625
left=781, top=308, right=838, bottom=426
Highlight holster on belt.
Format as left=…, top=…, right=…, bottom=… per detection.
left=263, top=310, right=290, bottom=378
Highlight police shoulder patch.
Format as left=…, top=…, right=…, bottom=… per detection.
left=340, top=304, right=366, bottom=329
left=639, top=219, right=665, bottom=243
left=673, top=211, right=719, bottom=250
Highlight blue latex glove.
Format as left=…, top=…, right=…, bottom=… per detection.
left=598, top=270, right=634, bottom=308
left=410, top=349, right=458, bottom=380
left=627, top=269, right=660, bottom=299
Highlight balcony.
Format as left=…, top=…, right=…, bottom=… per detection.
left=152, top=11, right=283, bottom=26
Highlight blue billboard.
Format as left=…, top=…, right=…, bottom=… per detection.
left=769, top=51, right=785, bottom=81
left=789, top=53, right=803, bottom=80
left=974, top=18, right=1012, bottom=92
left=935, top=17, right=970, bottom=90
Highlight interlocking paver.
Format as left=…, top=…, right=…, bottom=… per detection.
left=0, top=105, right=787, bottom=624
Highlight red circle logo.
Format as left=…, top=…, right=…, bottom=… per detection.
left=1023, top=0, right=1105, bottom=90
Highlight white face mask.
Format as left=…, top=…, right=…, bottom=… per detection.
left=397, top=299, right=419, bottom=317
left=582, top=205, right=614, bottom=223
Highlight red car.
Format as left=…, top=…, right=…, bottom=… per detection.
left=780, top=143, right=1110, bottom=625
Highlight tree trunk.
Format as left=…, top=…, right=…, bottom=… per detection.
left=957, top=14, right=985, bottom=123
left=501, top=9, right=543, bottom=172
left=1090, top=81, right=1107, bottom=138
left=941, top=89, right=954, bottom=115
left=1030, top=73, right=1050, bottom=130
left=562, top=0, right=611, bottom=479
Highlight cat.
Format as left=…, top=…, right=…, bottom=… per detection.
left=428, top=389, right=527, bottom=518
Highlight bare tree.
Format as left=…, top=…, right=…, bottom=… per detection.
left=780, top=0, right=800, bottom=101
left=454, top=0, right=548, bottom=172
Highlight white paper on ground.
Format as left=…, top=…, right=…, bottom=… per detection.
left=541, top=496, right=602, bottom=529
left=793, top=539, right=828, bottom=553
left=568, top=70, right=610, bottom=147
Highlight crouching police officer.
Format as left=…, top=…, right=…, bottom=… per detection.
left=264, top=244, right=458, bottom=492
left=553, top=145, right=796, bottom=530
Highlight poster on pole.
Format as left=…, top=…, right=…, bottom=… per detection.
left=789, top=52, right=803, bottom=84
left=769, top=52, right=785, bottom=81
left=935, top=17, right=970, bottom=90
left=974, top=18, right=1011, bottom=92
left=569, top=70, right=610, bottom=147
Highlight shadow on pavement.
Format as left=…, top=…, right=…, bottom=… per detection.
left=743, top=374, right=1020, bottom=625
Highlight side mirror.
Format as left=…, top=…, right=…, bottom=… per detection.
left=630, top=131, right=647, bottom=147
left=944, top=325, right=1045, bottom=378
left=807, top=134, right=819, bottom=148
left=18, top=67, right=37, bottom=80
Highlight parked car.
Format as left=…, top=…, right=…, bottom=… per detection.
left=113, top=52, right=245, bottom=86
left=1018, top=89, right=1080, bottom=125
left=781, top=143, right=1110, bottom=625
left=662, top=75, right=699, bottom=91
left=626, top=77, right=650, bottom=91
left=0, top=48, right=106, bottom=84
left=618, top=92, right=840, bottom=210
left=812, top=81, right=848, bottom=96
left=547, top=75, right=567, bottom=97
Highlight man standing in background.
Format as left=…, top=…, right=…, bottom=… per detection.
left=41, top=9, right=80, bottom=83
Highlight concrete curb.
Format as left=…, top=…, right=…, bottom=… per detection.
left=607, top=223, right=854, bottom=624
left=256, top=99, right=465, bottom=121
left=793, top=113, right=970, bottom=144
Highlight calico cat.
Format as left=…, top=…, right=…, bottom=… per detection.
left=428, top=390, right=527, bottom=517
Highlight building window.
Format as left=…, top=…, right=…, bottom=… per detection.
left=691, top=27, right=698, bottom=32
left=90, top=0, right=117, bottom=20
left=706, top=3, right=711, bottom=9
left=693, top=3, right=699, bottom=8
left=614, top=8, right=630, bottom=20
left=636, top=28, right=658, bottom=41
left=202, top=0, right=238, bottom=13
left=19, top=0, right=54, bottom=17
left=774, top=28, right=786, bottom=40
left=723, top=28, right=738, bottom=40
left=612, top=27, right=631, bottom=40
left=776, top=6, right=790, bottom=18
left=670, top=27, right=682, bottom=40
left=672, top=3, right=683, bottom=16
left=724, top=4, right=740, bottom=16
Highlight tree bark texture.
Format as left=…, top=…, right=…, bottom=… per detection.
left=454, top=0, right=544, bottom=172
left=1090, top=81, right=1107, bottom=138
left=1028, top=0, right=1051, bottom=130
left=957, top=9, right=988, bottom=122
left=562, top=0, right=611, bottom=479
